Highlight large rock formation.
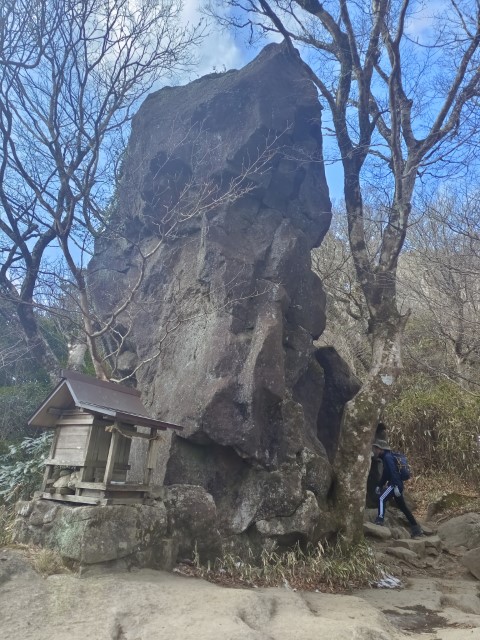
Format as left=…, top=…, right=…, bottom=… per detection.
left=90, top=43, right=359, bottom=550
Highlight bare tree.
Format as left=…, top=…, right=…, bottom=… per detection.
left=0, top=0, right=202, bottom=381
left=0, top=0, right=51, bottom=70
left=312, top=212, right=371, bottom=378
left=209, top=0, right=480, bottom=539
left=399, top=191, right=480, bottom=387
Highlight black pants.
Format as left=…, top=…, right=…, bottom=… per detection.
left=378, top=485, right=417, bottom=526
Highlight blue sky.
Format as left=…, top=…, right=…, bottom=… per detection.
left=173, top=1, right=346, bottom=200
left=174, top=0, right=455, bottom=203
left=181, top=0, right=451, bottom=74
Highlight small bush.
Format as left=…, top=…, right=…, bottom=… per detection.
left=0, top=431, right=53, bottom=504
left=30, top=548, right=67, bottom=576
left=385, top=375, right=480, bottom=480
left=191, top=538, right=382, bottom=592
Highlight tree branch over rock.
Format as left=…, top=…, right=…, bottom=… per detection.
left=0, top=0, right=203, bottom=381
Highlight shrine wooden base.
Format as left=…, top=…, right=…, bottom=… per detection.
left=37, top=482, right=154, bottom=506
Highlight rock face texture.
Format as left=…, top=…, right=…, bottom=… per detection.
left=90, top=43, right=358, bottom=548
left=14, top=489, right=222, bottom=567
left=14, top=500, right=171, bottom=567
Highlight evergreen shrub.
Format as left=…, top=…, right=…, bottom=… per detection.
left=0, top=380, right=52, bottom=440
left=0, top=431, right=53, bottom=504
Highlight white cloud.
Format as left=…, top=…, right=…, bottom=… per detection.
left=180, top=0, right=246, bottom=79
left=404, top=0, right=449, bottom=42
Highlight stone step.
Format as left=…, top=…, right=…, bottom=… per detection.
left=419, top=522, right=436, bottom=536
left=396, top=537, right=426, bottom=557
left=363, top=521, right=392, bottom=540
left=424, top=534, right=442, bottom=552
left=386, top=545, right=427, bottom=568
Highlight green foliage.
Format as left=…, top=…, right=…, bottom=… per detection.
left=385, top=375, right=480, bottom=479
left=0, top=301, right=54, bottom=440
left=81, top=347, right=97, bottom=377
left=0, top=431, right=53, bottom=505
left=39, top=316, right=69, bottom=366
left=0, top=316, right=48, bottom=388
left=0, top=381, right=53, bottom=440
left=193, top=538, right=382, bottom=591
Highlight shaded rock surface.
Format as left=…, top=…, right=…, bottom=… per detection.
left=363, top=509, right=480, bottom=585
left=163, top=485, right=222, bottom=561
left=89, top=43, right=357, bottom=544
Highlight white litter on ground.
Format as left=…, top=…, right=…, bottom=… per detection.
left=375, top=572, right=403, bottom=589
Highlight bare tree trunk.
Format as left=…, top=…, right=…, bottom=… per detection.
left=332, top=311, right=408, bottom=542
left=60, top=240, right=109, bottom=381
left=331, top=168, right=410, bottom=540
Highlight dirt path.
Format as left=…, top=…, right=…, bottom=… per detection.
left=1, top=547, right=479, bottom=640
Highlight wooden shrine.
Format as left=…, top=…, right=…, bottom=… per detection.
left=28, top=370, right=182, bottom=505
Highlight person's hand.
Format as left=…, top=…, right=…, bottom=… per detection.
left=393, top=486, right=401, bottom=498
left=375, top=486, right=381, bottom=495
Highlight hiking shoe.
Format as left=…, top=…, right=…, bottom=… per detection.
left=374, top=517, right=384, bottom=526
left=410, top=525, right=424, bottom=538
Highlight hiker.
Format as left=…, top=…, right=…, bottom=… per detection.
left=372, top=439, right=423, bottom=538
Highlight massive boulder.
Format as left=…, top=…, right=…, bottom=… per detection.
left=89, top=43, right=358, bottom=548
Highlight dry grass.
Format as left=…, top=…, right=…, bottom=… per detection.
left=386, top=377, right=480, bottom=482
left=0, top=504, right=13, bottom=546
left=28, top=547, right=69, bottom=576
left=408, top=472, right=479, bottom=520
left=183, top=538, right=383, bottom=593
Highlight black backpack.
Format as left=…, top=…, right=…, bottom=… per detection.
left=392, top=451, right=411, bottom=481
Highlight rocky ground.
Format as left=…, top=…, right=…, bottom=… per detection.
left=1, top=509, right=480, bottom=640
left=357, top=509, right=480, bottom=639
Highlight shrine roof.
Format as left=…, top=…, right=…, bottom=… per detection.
left=28, top=369, right=182, bottom=431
